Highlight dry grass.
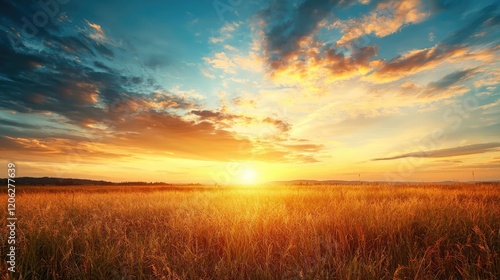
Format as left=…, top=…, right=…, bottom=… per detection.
left=1, top=183, right=499, bottom=279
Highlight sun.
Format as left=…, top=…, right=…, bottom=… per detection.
left=240, top=168, right=258, bottom=185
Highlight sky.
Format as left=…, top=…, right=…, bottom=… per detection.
left=0, top=0, right=499, bottom=184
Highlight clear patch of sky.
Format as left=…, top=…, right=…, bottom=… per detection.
left=332, top=1, right=374, bottom=21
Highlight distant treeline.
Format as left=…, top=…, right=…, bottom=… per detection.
left=0, top=177, right=175, bottom=186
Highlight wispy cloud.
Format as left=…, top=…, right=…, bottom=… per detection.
left=367, top=4, right=500, bottom=83
left=334, top=0, right=428, bottom=45
left=366, top=45, right=467, bottom=83
left=85, top=20, right=107, bottom=42
left=190, top=109, right=291, bottom=133
left=203, top=51, right=263, bottom=74
left=208, top=21, right=240, bottom=44
left=372, top=142, right=500, bottom=161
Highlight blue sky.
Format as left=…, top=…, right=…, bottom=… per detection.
left=0, top=0, right=499, bottom=183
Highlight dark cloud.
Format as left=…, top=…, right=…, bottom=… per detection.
left=368, top=44, right=466, bottom=82
left=93, top=61, right=113, bottom=72
left=51, top=35, right=95, bottom=55
left=144, top=55, right=170, bottom=70
left=0, top=118, right=38, bottom=129
left=372, top=142, right=500, bottom=161
left=0, top=1, right=217, bottom=160
left=0, top=41, right=43, bottom=75
left=426, top=68, right=478, bottom=91
left=93, top=43, right=114, bottom=59
left=0, top=15, right=195, bottom=127
left=428, top=68, right=478, bottom=89
left=0, top=0, right=323, bottom=165
left=261, top=0, right=342, bottom=58
left=0, top=0, right=63, bottom=46
left=259, top=0, right=380, bottom=83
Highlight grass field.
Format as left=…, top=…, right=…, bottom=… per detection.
left=1, top=183, right=499, bottom=279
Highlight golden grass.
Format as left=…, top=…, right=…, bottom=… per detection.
left=1, top=183, right=499, bottom=279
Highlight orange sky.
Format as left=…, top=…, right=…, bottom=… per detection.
left=1, top=0, right=499, bottom=183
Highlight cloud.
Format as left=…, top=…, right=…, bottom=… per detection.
left=203, top=51, right=263, bottom=74
left=0, top=44, right=194, bottom=126
left=200, top=68, right=216, bottom=79
left=143, top=55, right=170, bottom=70
left=390, top=68, right=479, bottom=100
left=104, top=111, right=257, bottom=161
left=477, top=98, right=500, bottom=111
left=440, top=4, right=500, bottom=46
left=273, top=43, right=379, bottom=86
left=86, top=20, right=107, bottom=42
left=435, top=159, right=463, bottom=164
left=185, top=109, right=324, bottom=162
left=209, top=37, right=224, bottom=44
left=366, top=45, right=467, bottom=83
left=334, top=0, right=428, bottom=45
left=0, top=4, right=285, bottom=164
left=0, top=118, right=38, bottom=129
left=284, top=143, right=324, bottom=153
left=260, top=0, right=345, bottom=59
left=262, top=117, right=291, bottom=133
left=426, top=68, right=479, bottom=91
left=203, top=52, right=236, bottom=73
left=0, top=11, right=199, bottom=128
left=94, top=61, right=113, bottom=72
left=232, top=97, right=256, bottom=108
left=0, top=135, right=126, bottom=162
left=443, top=157, right=500, bottom=170
left=372, top=142, right=500, bottom=161
left=96, top=110, right=317, bottom=163
left=367, top=4, right=500, bottom=83
left=233, top=52, right=264, bottom=72
left=256, top=0, right=387, bottom=87
left=0, top=5, right=323, bottom=165
left=190, top=109, right=291, bottom=133
left=208, top=21, right=240, bottom=44
left=224, top=44, right=237, bottom=51
left=0, top=0, right=66, bottom=48
left=256, top=0, right=498, bottom=88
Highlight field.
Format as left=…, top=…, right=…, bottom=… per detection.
left=1, top=183, right=500, bottom=279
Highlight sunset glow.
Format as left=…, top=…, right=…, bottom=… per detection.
left=240, top=168, right=258, bottom=185
left=0, top=0, right=499, bottom=183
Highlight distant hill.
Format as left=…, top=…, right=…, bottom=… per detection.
left=0, top=177, right=172, bottom=186
left=268, top=179, right=500, bottom=185
left=269, top=179, right=356, bottom=185
left=1, top=177, right=497, bottom=187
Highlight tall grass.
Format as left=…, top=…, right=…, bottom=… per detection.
left=1, top=183, right=499, bottom=279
